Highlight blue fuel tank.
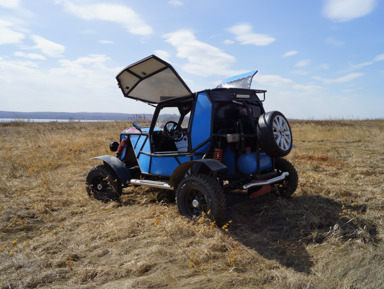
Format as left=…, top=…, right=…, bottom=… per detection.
left=237, top=147, right=272, bottom=174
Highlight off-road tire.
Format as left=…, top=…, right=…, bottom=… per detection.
left=274, top=158, right=298, bottom=197
left=257, top=111, right=292, bottom=157
left=86, top=165, right=122, bottom=203
left=176, top=174, right=226, bottom=226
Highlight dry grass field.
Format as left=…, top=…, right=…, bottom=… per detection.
left=1, top=119, right=383, bottom=289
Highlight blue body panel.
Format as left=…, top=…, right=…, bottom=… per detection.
left=127, top=127, right=194, bottom=176
left=128, top=128, right=151, bottom=174
left=150, top=155, right=191, bottom=176
left=190, top=92, right=212, bottom=153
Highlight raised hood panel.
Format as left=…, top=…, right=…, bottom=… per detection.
left=116, top=55, right=192, bottom=104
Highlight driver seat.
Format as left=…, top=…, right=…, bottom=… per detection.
left=151, top=132, right=177, bottom=152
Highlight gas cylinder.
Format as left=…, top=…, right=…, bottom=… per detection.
left=237, top=147, right=257, bottom=174
left=237, top=147, right=272, bottom=174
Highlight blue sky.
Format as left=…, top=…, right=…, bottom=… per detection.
left=0, top=0, right=383, bottom=119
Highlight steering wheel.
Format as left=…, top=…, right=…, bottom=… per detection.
left=163, top=121, right=184, bottom=142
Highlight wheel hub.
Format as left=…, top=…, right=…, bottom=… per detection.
left=192, top=199, right=200, bottom=208
left=97, top=183, right=103, bottom=190
left=273, top=115, right=291, bottom=151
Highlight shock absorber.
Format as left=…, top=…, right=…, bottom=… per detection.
left=116, top=137, right=127, bottom=158
left=213, top=148, right=223, bottom=162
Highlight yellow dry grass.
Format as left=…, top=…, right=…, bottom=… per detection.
left=1, top=119, right=383, bottom=289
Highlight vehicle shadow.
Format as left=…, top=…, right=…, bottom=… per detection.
left=226, top=193, right=376, bottom=274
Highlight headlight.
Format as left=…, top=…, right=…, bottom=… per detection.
left=109, top=141, right=119, bottom=152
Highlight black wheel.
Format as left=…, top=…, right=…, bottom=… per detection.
left=274, top=158, right=298, bottom=197
left=257, top=111, right=292, bottom=157
left=176, top=174, right=226, bottom=226
left=86, top=165, right=122, bottom=202
left=164, top=121, right=184, bottom=142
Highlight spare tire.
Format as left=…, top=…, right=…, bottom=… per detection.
left=257, top=111, right=292, bottom=157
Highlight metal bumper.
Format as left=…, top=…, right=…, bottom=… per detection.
left=242, top=172, right=289, bottom=190
left=130, top=179, right=173, bottom=190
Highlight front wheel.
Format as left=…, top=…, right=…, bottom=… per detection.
left=176, top=174, right=226, bottom=226
left=274, top=158, right=298, bottom=197
left=86, top=165, right=122, bottom=202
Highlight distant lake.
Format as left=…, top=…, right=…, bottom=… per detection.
left=0, top=118, right=120, bottom=123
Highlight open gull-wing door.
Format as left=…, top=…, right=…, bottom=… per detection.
left=116, top=55, right=192, bottom=104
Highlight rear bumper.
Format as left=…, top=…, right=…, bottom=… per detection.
left=242, top=172, right=289, bottom=190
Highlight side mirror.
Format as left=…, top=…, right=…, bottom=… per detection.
left=133, top=122, right=142, bottom=133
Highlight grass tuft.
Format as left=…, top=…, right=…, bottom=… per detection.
left=1, top=120, right=384, bottom=288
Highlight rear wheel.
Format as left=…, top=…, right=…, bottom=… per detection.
left=274, top=158, right=298, bottom=197
left=176, top=174, right=226, bottom=226
left=86, top=165, right=122, bottom=202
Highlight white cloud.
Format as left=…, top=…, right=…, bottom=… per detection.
left=99, top=40, right=114, bottom=44
left=50, top=54, right=112, bottom=79
left=314, top=72, right=364, bottom=84
left=349, top=53, right=384, bottom=70
left=80, top=29, right=96, bottom=35
left=283, top=50, right=298, bottom=57
left=0, top=19, right=25, bottom=45
left=0, top=57, right=39, bottom=72
left=31, top=35, right=65, bottom=57
left=323, top=0, right=378, bottom=22
left=0, top=54, right=148, bottom=114
left=168, top=0, right=183, bottom=7
left=342, top=87, right=362, bottom=93
left=0, top=0, right=20, bottom=9
left=295, top=59, right=311, bottom=68
left=14, top=51, right=46, bottom=60
left=228, top=24, right=275, bottom=46
left=163, top=29, right=244, bottom=77
left=253, top=74, right=326, bottom=119
left=153, top=50, right=171, bottom=62
left=318, top=63, right=331, bottom=70
left=292, top=70, right=308, bottom=75
left=374, top=54, right=384, bottom=62
left=257, top=74, right=322, bottom=95
left=326, top=36, right=344, bottom=46
left=55, top=0, right=153, bottom=36
left=0, top=57, right=42, bottom=102
left=223, top=39, right=234, bottom=45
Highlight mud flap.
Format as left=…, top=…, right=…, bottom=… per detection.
left=170, top=159, right=227, bottom=188
left=92, top=155, right=131, bottom=187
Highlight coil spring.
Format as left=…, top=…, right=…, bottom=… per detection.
left=213, top=148, right=223, bottom=162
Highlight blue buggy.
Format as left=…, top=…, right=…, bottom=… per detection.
left=86, top=55, right=298, bottom=226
